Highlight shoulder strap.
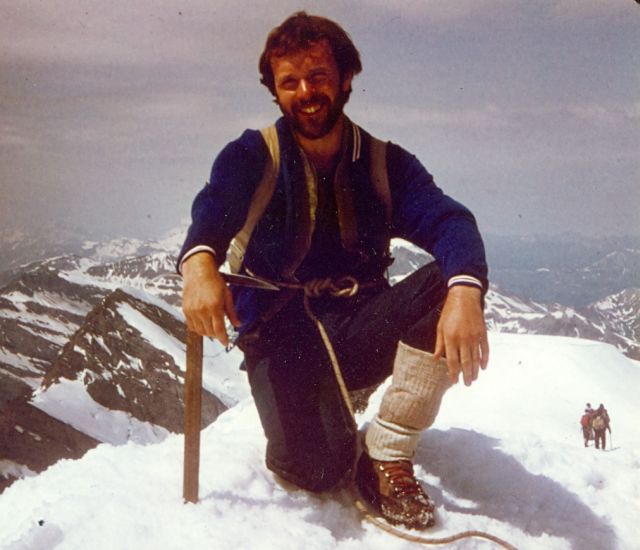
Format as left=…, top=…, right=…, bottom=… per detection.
left=368, top=136, right=392, bottom=225
left=227, top=125, right=391, bottom=273
left=227, top=126, right=280, bottom=273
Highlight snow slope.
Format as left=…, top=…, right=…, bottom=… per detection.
left=1, top=333, right=639, bottom=550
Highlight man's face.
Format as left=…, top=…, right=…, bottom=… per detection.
left=270, top=40, right=352, bottom=140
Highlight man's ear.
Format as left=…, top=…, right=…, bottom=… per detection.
left=341, top=72, right=354, bottom=93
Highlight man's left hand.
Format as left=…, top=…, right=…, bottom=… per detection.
left=434, top=285, right=489, bottom=386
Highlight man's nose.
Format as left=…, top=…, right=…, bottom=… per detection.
left=296, top=79, right=314, bottom=99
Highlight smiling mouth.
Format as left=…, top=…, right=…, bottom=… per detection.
left=299, top=104, right=323, bottom=115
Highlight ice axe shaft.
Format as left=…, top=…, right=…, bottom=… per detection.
left=183, top=329, right=203, bottom=503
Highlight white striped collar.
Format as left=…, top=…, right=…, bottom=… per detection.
left=351, top=122, right=362, bottom=162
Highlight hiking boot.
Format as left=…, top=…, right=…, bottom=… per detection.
left=355, top=452, right=435, bottom=529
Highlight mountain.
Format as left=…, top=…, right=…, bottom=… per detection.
left=1, top=332, right=638, bottom=550
left=2, top=284, right=244, bottom=492
left=484, top=233, right=640, bottom=307
left=0, top=253, right=180, bottom=391
left=0, top=388, right=99, bottom=494
left=37, top=288, right=226, bottom=441
left=590, top=288, right=640, bottom=340
left=485, top=285, right=640, bottom=361
left=0, top=256, right=106, bottom=385
left=1, top=234, right=638, bottom=496
left=391, top=241, right=640, bottom=360
left=0, top=222, right=187, bottom=287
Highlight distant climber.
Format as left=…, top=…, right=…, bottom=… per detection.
left=580, top=408, right=593, bottom=447
left=592, top=404, right=611, bottom=451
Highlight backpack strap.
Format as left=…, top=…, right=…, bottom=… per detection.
left=227, top=125, right=280, bottom=273
left=368, top=136, right=392, bottom=226
left=227, top=124, right=392, bottom=274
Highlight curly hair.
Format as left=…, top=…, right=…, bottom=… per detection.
left=259, top=12, right=362, bottom=96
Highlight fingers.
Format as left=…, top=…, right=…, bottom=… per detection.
left=480, top=333, right=490, bottom=370
left=182, top=285, right=235, bottom=345
left=435, top=325, right=459, bottom=384
left=446, top=348, right=461, bottom=385
left=437, top=324, right=488, bottom=386
left=224, top=287, right=242, bottom=328
left=181, top=252, right=236, bottom=345
left=189, top=300, right=230, bottom=344
left=211, top=310, right=230, bottom=347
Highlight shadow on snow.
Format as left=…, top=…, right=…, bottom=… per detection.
left=418, top=428, right=616, bottom=550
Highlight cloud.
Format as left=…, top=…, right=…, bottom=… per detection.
left=0, top=123, right=34, bottom=148
left=566, top=100, right=640, bottom=126
left=359, top=0, right=635, bottom=23
left=549, top=0, right=635, bottom=19
left=357, top=0, right=512, bottom=22
left=351, top=102, right=510, bottom=130
left=352, top=98, right=640, bottom=133
left=1, top=0, right=271, bottom=66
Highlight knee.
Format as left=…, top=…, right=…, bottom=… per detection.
left=266, top=440, right=356, bottom=492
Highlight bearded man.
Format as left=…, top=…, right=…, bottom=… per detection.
left=178, top=12, right=489, bottom=530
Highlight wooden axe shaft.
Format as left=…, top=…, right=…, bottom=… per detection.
left=183, top=329, right=203, bottom=503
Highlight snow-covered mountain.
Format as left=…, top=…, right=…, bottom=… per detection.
left=1, top=235, right=638, bottom=502
left=36, top=288, right=227, bottom=442
left=485, top=286, right=640, bottom=360
left=1, top=332, right=638, bottom=550
left=0, top=253, right=248, bottom=492
left=485, top=233, right=640, bottom=307
left=0, top=254, right=179, bottom=402
left=390, top=241, right=640, bottom=360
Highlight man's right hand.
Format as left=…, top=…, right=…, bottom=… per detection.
left=181, top=253, right=241, bottom=346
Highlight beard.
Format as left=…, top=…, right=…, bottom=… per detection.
left=279, top=88, right=349, bottom=140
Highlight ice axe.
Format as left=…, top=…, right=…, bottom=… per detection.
left=182, top=271, right=278, bottom=503
left=183, top=329, right=203, bottom=503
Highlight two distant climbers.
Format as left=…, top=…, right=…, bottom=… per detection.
left=580, top=403, right=611, bottom=450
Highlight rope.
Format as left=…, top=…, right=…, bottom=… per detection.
left=164, top=269, right=517, bottom=548
left=299, top=277, right=361, bottom=419
left=294, top=275, right=518, bottom=550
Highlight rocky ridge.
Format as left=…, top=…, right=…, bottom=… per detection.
left=0, top=235, right=638, bottom=493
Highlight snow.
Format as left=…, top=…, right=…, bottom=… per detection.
left=0, top=347, right=41, bottom=375
left=31, top=378, right=169, bottom=445
left=116, top=298, right=249, bottom=405
left=0, top=460, right=36, bottom=482
left=2, top=333, right=639, bottom=550
left=117, top=302, right=185, bottom=367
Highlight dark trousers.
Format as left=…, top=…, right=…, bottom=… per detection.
left=594, top=429, right=607, bottom=450
left=582, top=425, right=592, bottom=446
left=238, top=263, right=446, bottom=491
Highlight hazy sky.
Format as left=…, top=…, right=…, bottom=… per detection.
left=1, top=0, right=638, bottom=243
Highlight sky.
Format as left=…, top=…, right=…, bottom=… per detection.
left=2, top=329, right=640, bottom=549
left=1, top=0, right=639, bottom=243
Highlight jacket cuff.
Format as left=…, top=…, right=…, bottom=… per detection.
left=447, top=275, right=483, bottom=291
left=177, top=246, right=216, bottom=275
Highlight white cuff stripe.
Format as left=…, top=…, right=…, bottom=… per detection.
left=178, top=246, right=216, bottom=274
left=447, top=275, right=483, bottom=289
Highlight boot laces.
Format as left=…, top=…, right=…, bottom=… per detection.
left=380, top=461, right=422, bottom=497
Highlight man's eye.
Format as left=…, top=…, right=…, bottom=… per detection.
left=310, top=73, right=328, bottom=84
left=279, top=79, right=297, bottom=90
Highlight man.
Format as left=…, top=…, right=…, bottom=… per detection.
left=179, top=12, right=489, bottom=530
left=580, top=408, right=592, bottom=447
left=592, top=404, right=611, bottom=451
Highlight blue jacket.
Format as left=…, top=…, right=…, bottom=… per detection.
left=178, top=117, right=488, bottom=329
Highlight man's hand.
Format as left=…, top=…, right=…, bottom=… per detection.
left=434, top=285, right=489, bottom=386
left=181, top=253, right=241, bottom=346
